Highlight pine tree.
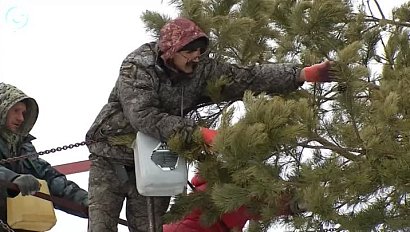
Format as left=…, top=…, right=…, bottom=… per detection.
left=141, top=0, right=410, bottom=231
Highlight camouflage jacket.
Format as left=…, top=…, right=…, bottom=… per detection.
left=86, top=42, right=303, bottom=164
left=0, top=83, right=88, bottom=221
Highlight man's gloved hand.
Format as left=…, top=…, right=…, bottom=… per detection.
left=303, top=60, right=337, bottom=82
left=12, top=174, right=41, bottom=196
left=179, top=126, right=197, bottom=144
left=275, top=191, right=307, bottom=216
left=290, top=199, right=307, bottom=215
left=200, top=127, right=218, bottom=146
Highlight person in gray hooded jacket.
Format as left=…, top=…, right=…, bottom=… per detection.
left=86, top=17, right=336, bottom=232
left=0, top=82, right=89, bottom=231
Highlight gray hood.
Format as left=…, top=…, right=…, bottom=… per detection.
left=0, top=83, right=38, bottom=135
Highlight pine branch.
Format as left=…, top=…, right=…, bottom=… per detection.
left=300, top=136, right=362, bottom=161
left=349, top=112, right=364, bottom=145
left=371, top=0, right=386, bottom=20
left=363, top=15, right=410, bottom=28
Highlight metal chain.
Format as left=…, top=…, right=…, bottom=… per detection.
left=0, top=139, right=101, bottom=165
left=0, top=219, right=15, bottom=232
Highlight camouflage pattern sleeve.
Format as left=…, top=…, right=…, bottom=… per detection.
left=201, top=59, right=303, bottom=100
left=117, top=57, right=196, bottom=141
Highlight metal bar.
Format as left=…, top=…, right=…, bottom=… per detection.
left=52, top=160, right=91, bottom=175
left=146, top=196, right=156, bottom=232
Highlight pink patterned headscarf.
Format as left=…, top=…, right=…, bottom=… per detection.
left=159, top=17, right=208, bottom=62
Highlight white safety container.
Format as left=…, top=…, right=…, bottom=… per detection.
left=134, top=132, right=188, bottom=196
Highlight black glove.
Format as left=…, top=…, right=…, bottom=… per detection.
left=12, top=174, right=40, bottom=196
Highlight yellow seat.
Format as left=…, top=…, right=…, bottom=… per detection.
left=7, top=179, right=57, bottom=232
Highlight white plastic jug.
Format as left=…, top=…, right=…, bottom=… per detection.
left=134, top=132, right=188, bottom=196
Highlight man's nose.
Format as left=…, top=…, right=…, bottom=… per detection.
left=189, top=48, right=203, bottom=61
left=16, top=112, right=25, bottom=122
left=191, top=51, right=201, bottom=62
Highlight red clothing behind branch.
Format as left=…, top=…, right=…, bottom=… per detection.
left=164, top=128, right=300, bottom=232
left=163, top=174, right=255, bottom=232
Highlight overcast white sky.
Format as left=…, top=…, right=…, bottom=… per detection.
left=0, top=0, right=407, bottom=231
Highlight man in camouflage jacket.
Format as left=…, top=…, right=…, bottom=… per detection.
left=0, top=82, right=89, bottom=232
left=86, top=17, right=335, bottom=232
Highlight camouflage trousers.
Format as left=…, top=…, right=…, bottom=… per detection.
left=87, top=154, right=170, bottom=232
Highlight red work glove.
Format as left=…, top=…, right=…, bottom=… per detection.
left=200, top=127, right=218, bottom=146
left=303, top=60, right=335, bottom=82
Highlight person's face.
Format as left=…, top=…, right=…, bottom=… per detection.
left=173, top=48, right=203, bottom=75
left=5, top=102, right=26, bottom=133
